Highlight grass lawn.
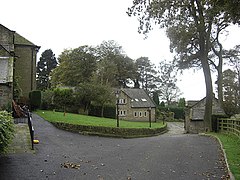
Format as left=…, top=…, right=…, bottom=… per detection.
left=35, top=110, right=165, bottom=129
left=210, top=132, right=240, bottom=180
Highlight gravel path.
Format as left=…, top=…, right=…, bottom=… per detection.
left=0, top=114, right=228, bottom=180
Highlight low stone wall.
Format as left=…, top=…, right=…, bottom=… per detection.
left=51, top=122, right=167, bottom=138
left=185, top=120, right=205, bottom=134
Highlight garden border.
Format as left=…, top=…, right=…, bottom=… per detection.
left=51, top=122, right=168, bottom=138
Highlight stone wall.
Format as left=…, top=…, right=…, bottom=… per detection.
left=0, top=85, right=12, bottom=110
left=14, top=46, right=37, bottom=98
left=0, top=25, right=14, bottom=110
left=185, top=108, right=205, bottom=133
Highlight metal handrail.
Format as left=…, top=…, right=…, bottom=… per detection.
left=27, top=111, right=34, bottom=150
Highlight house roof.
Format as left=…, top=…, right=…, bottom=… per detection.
left=14, top=33, right=40, bottom=49
left=0, top=24, right=40, bottom=49
left=121, top=88, right=156, bottom=108
left=0, top=24, right=15, bottom=33
left=186, top=100, right=199, bottom=107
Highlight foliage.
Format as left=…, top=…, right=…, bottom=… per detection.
left=29, top=90, right=42, bottom=110
left=89, top=104, right=116, bottom=119
left=210, top=133, right=240, bottom=179
left=158, top=106, right=185, bottom=120
left=51, top=46, right=97, bottom=87
left=214, top=0, right=240, bottom=24
left=41, top=89, right=54, bottom=110
left=53, top=88, right=74, bottom=115
left=95, top=40, right=136, bottom=88
left=36, top=49, right=57, bottom=90
left=13, top=76, right=22, bottom=101
left=157, top=60, right=182, bottom=104
left=0, top=111, right=14, bottom=153
left=135, top=57, right=157, bottom=92
left=152, top=91, right=159, bottom=106
left=222, top=69, right=240, bottom=115
left=159, top=101, right=165, bottom=107
left=178, top=98, right=186, bottom=107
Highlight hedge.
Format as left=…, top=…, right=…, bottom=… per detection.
left=158, top=106, right=185, bottom=120
left=0, top=111, right=14, bottom=153
left=89, top=104, right=116, bottom=119
left=29, top=90, right=42, bottom=110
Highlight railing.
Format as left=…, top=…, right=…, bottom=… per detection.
left=218, top=117, right=240, bottom=138
left=27, top=111, right=34, bottom=150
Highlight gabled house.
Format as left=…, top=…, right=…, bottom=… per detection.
left=185, top=95, right=225, bottom=133
left=0, top=24, right=40, bottom=109
left=117, top=88, right=156, bottom=122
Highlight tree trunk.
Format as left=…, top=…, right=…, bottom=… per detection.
left=101, top=104, right=104, bottom=117
left=196, top=0, right=213, bottom=131
left=202, top=62, right=213, bottom=132
left=217, top=63, right=223, bottom=107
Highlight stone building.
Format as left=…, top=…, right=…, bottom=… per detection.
left=116, top=88, right=156, bottom=122
left=185, top=96, right=225, bottom=133
left=0, top=24, right=40, bottom=109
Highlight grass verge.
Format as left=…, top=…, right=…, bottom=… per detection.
left=35, top=110, right=167, bottom=138
left=210, top=132, right=240, bottom=180
left=35, top=110, right=165, bottom=129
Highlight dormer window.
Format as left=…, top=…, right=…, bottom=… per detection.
left=135, top=99, right=139, bottom=102
left=141, top=99, right=147, bottom=102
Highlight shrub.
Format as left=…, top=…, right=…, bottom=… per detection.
left=158, top=106, right=185, bottom=120
left=29, top=90, right=42, bottom=110
left=0, top=111, right=14, bottom=153
left=53, top=88, right=74, bottom=114
left=41, top=89, right=54, bottom=110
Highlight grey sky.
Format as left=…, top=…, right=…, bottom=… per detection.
left=1, top=0, right=239, bottom=100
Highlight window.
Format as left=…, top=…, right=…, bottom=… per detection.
left=144, top=111, right=147, bottom=117
left=119, top=99, right=127, bottom=104
left=139, top=111, right=142, bottom=117
left=135, top=99, right=139, bottom=102
left=141, top=99, right=147, bottom=102
left=119, top=110, right=126, bottom=116
left=134, top=112, right=138, bottom=117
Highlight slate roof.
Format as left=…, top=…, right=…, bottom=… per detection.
left=14, top=33, right=39, bottom=47
left=121, top=88, right=156, bottom=108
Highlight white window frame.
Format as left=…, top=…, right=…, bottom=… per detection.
left=134, top=111, right=138, bottom=117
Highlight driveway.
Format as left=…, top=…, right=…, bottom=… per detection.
left=0, top=114, right=228, bottom=180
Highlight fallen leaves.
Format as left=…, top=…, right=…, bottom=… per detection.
left=61, top=162, right=81, bottom=169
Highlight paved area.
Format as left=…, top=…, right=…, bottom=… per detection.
left=0, top=114, right=228, bottom=180
left=165, top=121, right=185, bottom=135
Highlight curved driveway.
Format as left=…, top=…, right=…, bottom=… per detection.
left=0, top=114, right=228, bottom=180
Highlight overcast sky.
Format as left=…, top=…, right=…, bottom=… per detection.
left=1, top=0, right=240, bottom=100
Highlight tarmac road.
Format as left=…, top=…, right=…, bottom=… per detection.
left=0, top=114, right=228, bottom=180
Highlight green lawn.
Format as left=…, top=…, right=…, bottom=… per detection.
left=211, top=133, right=240, bottom=180
left=35, top=110, right=165, bottom=129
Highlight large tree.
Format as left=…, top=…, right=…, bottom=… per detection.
left=157, top=60, right=182, bottom=105
left=95, top=40, right=136, bottom=88
left=36, top=49, right=57, bottom=90
left=127, top=0, right=230, bottom=131
left=214, top=0, right=240, bottom=24
left=51, top=46, right=97, bottom=87
left=135, top=57, right=157, bottom=92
